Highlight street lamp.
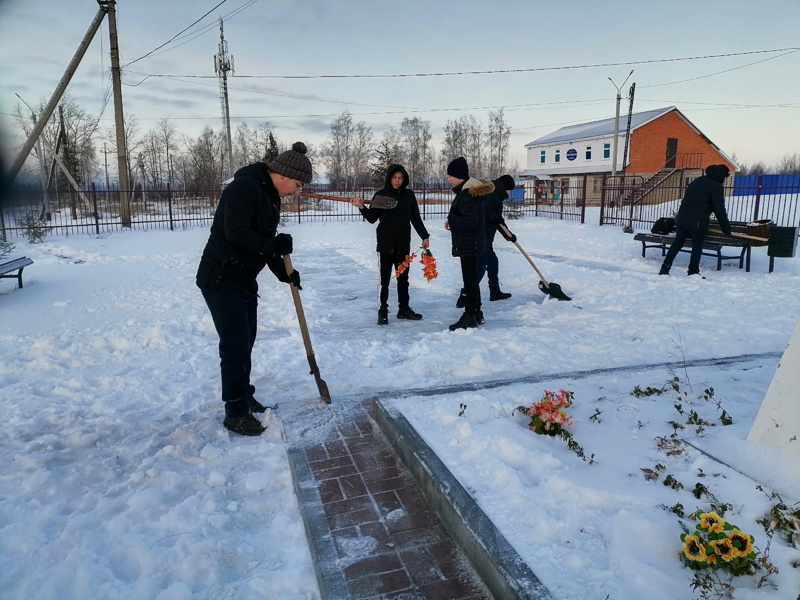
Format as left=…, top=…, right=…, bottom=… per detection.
left=609, top=70, right=633, bottom=177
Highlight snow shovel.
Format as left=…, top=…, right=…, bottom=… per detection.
left=283, top=255, right=332, bottom=403
left=707, top=228, right=768, bottom=243
left=498, top=224, right=572, bottom=301
left=297, top=191, right=397, bottom=209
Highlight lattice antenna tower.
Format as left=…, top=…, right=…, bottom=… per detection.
left=214, top=16, right=235, bottom=178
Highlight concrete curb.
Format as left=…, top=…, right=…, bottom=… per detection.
left=285, top=444, right=350, bottom=600
left=372, top=398, right=556, bottom=600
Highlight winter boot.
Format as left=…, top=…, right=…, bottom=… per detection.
left=397, top=306, right=423, bottom=320
left=377, top=308, right=389, bottom=326
left=475, top=308, right=485, bottom=325
left=449, top=312, right=478, bottom=331
left=489, top=284, right=512, bottom=301
left=249, top=395, right=267, bottom=413
left=456, top=288, right=467, bottom=308
left=224, top=414, right=266, bottom=436
left=658, top=264, right=671, bottom=275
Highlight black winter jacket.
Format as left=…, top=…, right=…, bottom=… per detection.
left=196, top=162, right=287, bottom=293
left=675, top=164, right=732, bottom=236
left=484, top=176, right=509, bottom=246
left=447, top=178, right=494, bottom=257
left=360, top=164, right=429, bottom=255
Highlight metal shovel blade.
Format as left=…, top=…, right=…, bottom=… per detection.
left=538, top=280, right=572, bottom=301
left=367, top=195, right=397, bottom=209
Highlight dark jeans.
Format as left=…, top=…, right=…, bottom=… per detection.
left=460, top=256, right=480, bottom=314
left=663, top=226, right=706, bottom=274
left=201, top=285, right=258, bottom=415
left=477, top=246, right=499, bottom=287
left=379, top=251, right=410, bottom=309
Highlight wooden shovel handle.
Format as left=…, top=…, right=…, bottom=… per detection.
left=296, top=192, right=355, bottom=203
left=707, top=228, right=768, bottom=242
left=283, top=255, right=331, bottom=403
left=498, top=224, right=550, bottom=286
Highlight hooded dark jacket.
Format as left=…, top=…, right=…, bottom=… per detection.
left=447, top=178, right=494, bottom=257
left=484, top=176, right=510, bottom=245
left=360, top=164, right=429, bottom=255
left=675, top=164, right=732, bottom=236
left=196, top=162, right=287, bottom=293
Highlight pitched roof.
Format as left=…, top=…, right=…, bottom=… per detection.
left=525, top=106, right=676, bottom=146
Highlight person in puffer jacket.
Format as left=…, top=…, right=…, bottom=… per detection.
left=350, top=164, right=430, bottom=325
left=196, top=142, right=311, bottom=436
left=659, top=164, right=732, bottom=276
left=444, top=157, right=494, bottom=330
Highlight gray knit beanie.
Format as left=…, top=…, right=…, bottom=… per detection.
left=269, top=141, right=313, bottom=184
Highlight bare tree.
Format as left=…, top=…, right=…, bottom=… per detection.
left=776, top=152, right=800, bottom=174
left=442, top=114, right=484, bottom=176
left=321, top=111, right=374, bottom=189
left=186, top=126, right=224, bottom=191
left=233, top=121, right=277, bottom=168
left=157, top=118, right=178, bottom=187
left=12, top=94, right=100, bottom=186
left=400, top=117, right=432, bottom=189
left=486, top=108, right=511, bottom=178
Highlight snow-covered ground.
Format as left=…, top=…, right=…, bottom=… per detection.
left=2, top=210, right=799, bottom=599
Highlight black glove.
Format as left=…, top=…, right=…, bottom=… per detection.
left=499, top=227, right=517, bottom=243
left=274, top=233, right=293, bottom=256
left=289, top=269, right=302, bottom=290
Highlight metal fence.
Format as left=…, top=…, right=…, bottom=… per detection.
left=3, top=173, right=797, bottom=239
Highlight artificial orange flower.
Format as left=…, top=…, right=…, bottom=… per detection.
left=698, top=512, right=725, bottom=533
left=710, top=538, right=735, bottom=562
left=727, top=530, right=753, bottom=557
left=682, top=535, right=708, bottom=562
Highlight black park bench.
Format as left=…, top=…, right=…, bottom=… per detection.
left=0, top=256, right=34, bottom=289
left=633, top=222, right=753, bottom=272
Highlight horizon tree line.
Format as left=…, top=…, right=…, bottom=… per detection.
left=9, top=98, right=798, bottom=195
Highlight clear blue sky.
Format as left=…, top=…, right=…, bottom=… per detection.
left=1, top=0, right=798, bottom=180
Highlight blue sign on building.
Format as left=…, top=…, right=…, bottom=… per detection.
left=566, top=148, right=577, bottom=161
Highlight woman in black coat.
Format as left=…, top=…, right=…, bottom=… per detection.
left=351, top=164, right=429, bottom=325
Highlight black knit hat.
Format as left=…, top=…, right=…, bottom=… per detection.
left=447, top=156, right=469, bottom=180
left=499, top=175, right=516, bottom=191
left=269, top=141, right=313, bottom=184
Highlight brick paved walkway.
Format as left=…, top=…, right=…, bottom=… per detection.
left=284, top=399, right=491, bottom=600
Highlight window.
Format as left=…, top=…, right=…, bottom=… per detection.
left=603, top=143, right=611, bottom=159
left=555, top=150, right=561, bottom=163
left=586, top=146, right=592, bottom=160
left=540, top=150, right=546, bottom=164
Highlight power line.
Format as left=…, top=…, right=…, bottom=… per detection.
left=123, top=0, right=229, bottom=68
left=639, top=49, right=799, bottom=88
left=126, top=47, right=799, bottom=79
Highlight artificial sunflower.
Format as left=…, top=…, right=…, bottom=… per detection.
left=698, top=512, right=725, bottom=533
left=727, top=530, right=754, bottom=557
left=710, top=538, right=736, bottom=562
left=682, top=535, right=708, bottom=562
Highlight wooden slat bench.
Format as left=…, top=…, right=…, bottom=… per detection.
left=0, top=256, right=34, bottom=289
left=634, top=223, right=752, bottom=272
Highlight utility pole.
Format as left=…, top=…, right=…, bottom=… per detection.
left=103, top=142, right=111, bottom=192
left=214, top=17, right=235, bottom=178
left=8, top=5, right=107, bottom=184
left=621, top=82, right=636, bottom=176
left=608, top=70, right=633, bottom=178
left=103, top=0, right=131, bottom=227
left=31, top=112, right=50, bottom=219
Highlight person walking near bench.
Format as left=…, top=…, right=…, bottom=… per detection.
left=445, top=157, right=493, bottom=330
left=196, top=142, right=311, bottom=436
left=350, top=164, right=430, bottom=325
left=659, top=164, right=732, bottom=277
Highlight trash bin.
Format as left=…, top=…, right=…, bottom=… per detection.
left=767, top=225, right=798, bottom=273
